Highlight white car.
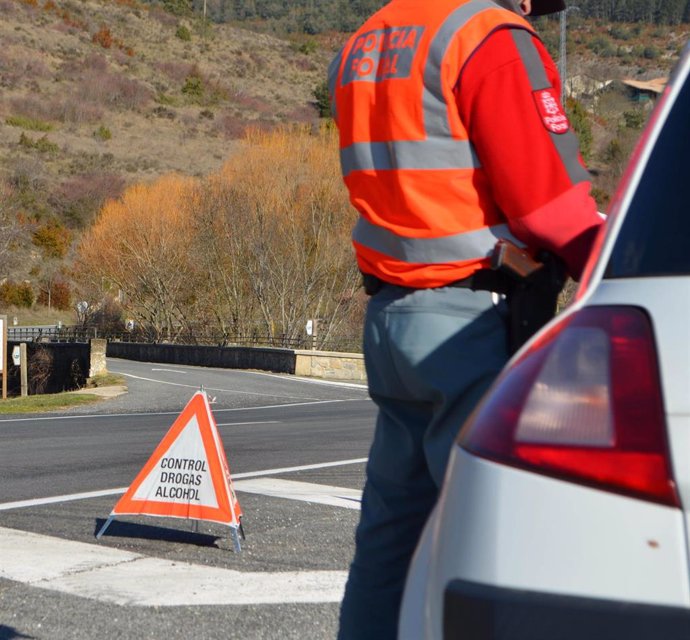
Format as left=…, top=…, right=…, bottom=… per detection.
left=400, top=42, right=690, bottom=640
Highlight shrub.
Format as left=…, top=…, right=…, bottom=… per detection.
left=35, top=135, right=59, bottom=153
left=10, top=96, right=54, bottom=124
left=29, top=346, right=53, bottom=394
left=52, top=97, right=104, bottom=124
left=156, top=93, right=178, bottom=106
left=643, top=46, right=660, bottom=60
left=18, top=133, right=59, bottom=154
left=181, top=73, right=226, bottom=106
left=156, top=60, right=196, bottom=83
left=79, top=70, right=153, bottom=111
left=83, top=52, right=109, bottom=73
left=32, top=220, right=72, bottom=258
left=588, top=35, right=615, bottom=57
left=161, top=0, right=192, bottom=16
left=182, top=73, right=204, bottom=100
left=176, top=25, right=191, bottom=41
left=0, top=280, right=35, bottom=307
left=565, top=97, right=592, bottom=162
left=37, top=279, right=71, bottom=310
left=92, top=25, right=113, bottom=49
left=49, top=172, right=126, bottom=228
left=214, top=112, right=248, bottom=139
left=313, top=81, right=331, bottom=119
left=610, top=25, right=631, bottom=40
left=152, top=105, right=176, bottom=119
left=603, top=138, right=623, bottom=163
left=5, top=115, right=53, bottom=131
left=290, top=39, right=317, bottom=55
left=94, top=124, right=112, bottom=140
left=623, top=110, right=645, bottom=130
left=89, top=296, right=125, bottom=334
left=52, top=280, right=71, bottom=310
left=149, top=5, right=177, bottom=26
left=18, top=132, right=32, bottom=149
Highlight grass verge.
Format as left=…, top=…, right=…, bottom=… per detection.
left=0, top=392, right=103, bottom=414
left=0, top=374, right=127, bottom=414
left=86, top=373, right=126, bottom=387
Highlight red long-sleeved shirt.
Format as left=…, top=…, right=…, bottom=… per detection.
left=455, top=27, right=603, bottom=279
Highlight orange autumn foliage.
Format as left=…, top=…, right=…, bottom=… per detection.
left=75, top=174, right=199, bottom=341
left=76, top=126, right=362, bottom=346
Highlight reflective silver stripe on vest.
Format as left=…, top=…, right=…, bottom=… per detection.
left=423, top=0, right=499, bottom=136
left=346, top=1, right=526, bottom=265
left=339, top=1, right=515, bottom=176
left=352, top=216, right=523, bottom=264
left=510, top=29, right=591, bottom=185
left=341, top=139, right=479, bottom=176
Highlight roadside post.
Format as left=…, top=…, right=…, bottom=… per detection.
left=18, top=344, right=28, bottom=397
left=306, top=318, right=317, bottom=350
left=0, top=315, right=5, bottom=399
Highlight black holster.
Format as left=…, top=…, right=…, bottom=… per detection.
left=506, top=253, right=567, bottom=353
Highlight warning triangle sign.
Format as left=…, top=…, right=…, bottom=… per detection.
left=97, top=391, right=243, bottom=546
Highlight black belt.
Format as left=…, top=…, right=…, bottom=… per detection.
left=362, top=270, right=513, bottom=296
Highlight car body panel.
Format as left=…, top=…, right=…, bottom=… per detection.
left=399, top=449, right=690, bottom=639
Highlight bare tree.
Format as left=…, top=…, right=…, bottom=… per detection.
left=74, top=175, right=202, bottom=342
left=215, top=124, right=361, bottom=347
left=0, top=180, right=27, bottom=281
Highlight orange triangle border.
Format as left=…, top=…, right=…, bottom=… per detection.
left=110, top=391, right=242, bottom=527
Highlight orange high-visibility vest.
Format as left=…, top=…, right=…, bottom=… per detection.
left=329, top=0, right=536, bottom=288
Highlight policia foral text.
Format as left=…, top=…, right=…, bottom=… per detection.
left=328, top=0, right=605, bottom=638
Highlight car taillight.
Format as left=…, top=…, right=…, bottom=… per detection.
left=458, top=306, right=679, bottom=507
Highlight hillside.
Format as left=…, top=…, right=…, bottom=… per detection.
left=0, top=0, right=688, bottom=330
left=192, top=0, right=690, bottom=30
left=0, top=0, right=329, bottom=228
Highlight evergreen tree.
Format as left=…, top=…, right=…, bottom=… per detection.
left=148, top=0, right=690, bottom=31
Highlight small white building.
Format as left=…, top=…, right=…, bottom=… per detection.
left=565, top=74, right=614, bottom=100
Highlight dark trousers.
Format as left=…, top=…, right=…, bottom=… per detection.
left=338, top=285, right=510, bottom=640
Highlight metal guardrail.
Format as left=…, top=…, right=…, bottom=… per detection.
left=7, top=326, right=99, bottom=343
left=7, top=326, right=362, bottom=353
left=107, top=333, right=362, bottom=353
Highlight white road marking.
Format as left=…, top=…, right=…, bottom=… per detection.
left=0, top=488, right=130, bottom=512
left=113, top=362, right=368, bottom=390
left=231, top=458, right=368, bottom=479
left=116, top=372, right=321, bottom=400
left=215, top=421, right=279, bottom=427
left=0, top=398, right=364, bottom=423
left=234, top=479, right=362, bottom=510
left=238, top=370, right=368, bottom=390
left=0, top=458, right=368, bottom=511
left=0, top=526, right=347, bottom=606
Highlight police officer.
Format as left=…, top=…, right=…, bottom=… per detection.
left=328, top=0, right=603, bottom=638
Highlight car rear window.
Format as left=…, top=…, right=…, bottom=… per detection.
left=605, top=72, right=690, bottom=278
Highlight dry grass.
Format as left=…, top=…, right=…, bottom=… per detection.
left=0, top=0, right=331, bottom=189
left=2, top=305, right=74, bottom=327
left=0, top=0, right=333, bottom=297
left=0, top=392, right=103, bottom=413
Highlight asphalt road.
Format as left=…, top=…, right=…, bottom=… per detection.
left=0, top=358, right=377, bottom=640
